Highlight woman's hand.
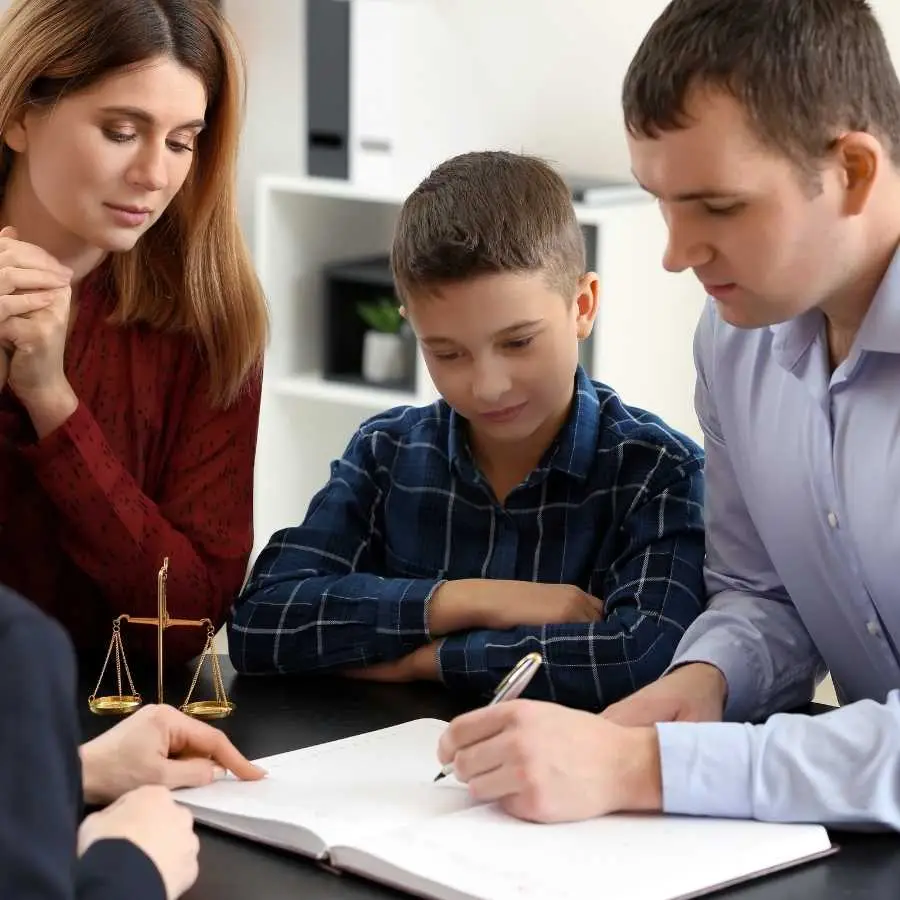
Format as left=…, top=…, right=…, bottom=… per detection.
left=0, top=225, right=77, bottom=433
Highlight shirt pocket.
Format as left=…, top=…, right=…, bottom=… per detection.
left=384, top=543, right=446, bottom=581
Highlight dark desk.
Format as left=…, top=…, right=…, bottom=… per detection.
left=79, top=657, right=900, bottom=900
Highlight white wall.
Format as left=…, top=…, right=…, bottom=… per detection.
left=224, top=0, right=900, bottom=237
left=223, top=0, right=664, bottom=239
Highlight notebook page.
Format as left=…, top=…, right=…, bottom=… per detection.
left=176, top=718, right=474, bottom=850
left=338, top=803, right=832, bottom=900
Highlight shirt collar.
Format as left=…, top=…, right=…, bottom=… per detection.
left=543, top=367, right=600, bottom=480
left=851, top=243, right=900, bottom=355
left=447, top=405, right=475, bottom=480
left=446, top=367, right=599, bottom=482
left=769, top=309, right=822, bottom=372
left=770, top=241, right=900, bottom=370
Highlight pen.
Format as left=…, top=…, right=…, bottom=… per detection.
left=433, top=651, right=543, bottom=782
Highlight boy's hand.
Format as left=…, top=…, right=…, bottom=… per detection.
left=486, top=583, right=603, bottom=629
left=428, top=580, right=603, bottom=635
left=340, top=641, right=442, bottom=682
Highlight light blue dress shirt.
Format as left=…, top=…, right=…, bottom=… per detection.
left=657, top=247, right=900, bottom=829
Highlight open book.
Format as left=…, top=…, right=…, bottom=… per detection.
left=174, top=718, right=835, bottom=900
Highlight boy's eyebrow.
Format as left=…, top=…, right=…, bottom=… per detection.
left=492, top=319, right=544, bottom=337
left=421, top=320, right=543, bottom=347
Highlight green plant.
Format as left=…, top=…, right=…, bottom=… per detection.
left=356, top=297, right=403, bottom=334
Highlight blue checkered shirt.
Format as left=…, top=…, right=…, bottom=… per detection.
left=229, top=368, right=706, bottom=710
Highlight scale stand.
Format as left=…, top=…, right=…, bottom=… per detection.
left=88, top=557, right=234, bottom=719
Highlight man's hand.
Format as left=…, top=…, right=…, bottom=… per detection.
left=428, top=580, right=603, bottom=635
left=78, top=785, right=199, bottom=900
left=601, top=663, right=728, bottom=726
left=340, top=641, right=442, bottom=683
left=80, top=704, right=266, bottom=805
left=437, top=700, right=662, bottom=823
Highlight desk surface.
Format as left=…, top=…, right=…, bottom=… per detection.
left=78, top=656, right=900, bottom=900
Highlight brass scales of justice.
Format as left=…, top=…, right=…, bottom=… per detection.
left=88, top=557, right=234, bottom=719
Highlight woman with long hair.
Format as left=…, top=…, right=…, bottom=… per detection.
left=0, top=0, right=268, bottom=667
left=0, top=1, right=268, bottom=896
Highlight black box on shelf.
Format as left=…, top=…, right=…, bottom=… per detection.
left=322, top=255, right=416, bottom=394
left=306, top=0, right=350, bottom=180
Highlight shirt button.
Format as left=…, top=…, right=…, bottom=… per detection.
left=867, top=620, right=882, bottom=638
left=827, top=511, right=839, bottom=529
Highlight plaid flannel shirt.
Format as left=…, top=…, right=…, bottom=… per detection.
left=229, top=368, right=706, bottom=710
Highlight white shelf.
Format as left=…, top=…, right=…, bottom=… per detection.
left=259, top=173, right=648, bottom=219
left=274, top=373, right=418, bottom=409
left=260, top=173, right=410, bottom=205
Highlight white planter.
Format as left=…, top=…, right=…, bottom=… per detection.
left=362, top=330, right=406, bottom=383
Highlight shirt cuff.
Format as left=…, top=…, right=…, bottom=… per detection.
left=375, top=578, right=442, bottom=656
left=438, top=632, right=492, bottom=697
left=18, top=398, right=89, bottom=454
left=657, top=721, right=755, bottom=819
left=666, top=630, right=764, bottom=722
left=422, top=579, right=447, bottom=638
left=18, top=401, right=124, bottom=495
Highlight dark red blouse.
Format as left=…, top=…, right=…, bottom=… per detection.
left=0, top=267, right=261, bottom=668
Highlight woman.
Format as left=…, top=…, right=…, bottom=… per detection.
left=0, top=0, right=268, bottom=666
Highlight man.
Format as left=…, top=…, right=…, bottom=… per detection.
left=437, top=0, right=900, bottom=830
left=1, top=582, right=263, bottom=899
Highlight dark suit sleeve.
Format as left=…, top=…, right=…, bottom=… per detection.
left=0, top=588, right=164, bottom=900
left=77, top=840, right=167, bottom=900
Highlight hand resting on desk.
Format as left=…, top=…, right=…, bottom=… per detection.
left=80, top=703, right=266, bottom=805
left=601, top=662, right=728, bottom=726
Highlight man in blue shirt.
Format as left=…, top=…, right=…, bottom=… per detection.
left=437, top=0, right=900, bottom=829
left=229, top=151, right=706, bottom=711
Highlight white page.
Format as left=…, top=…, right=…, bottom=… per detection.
left=342, top=803, right=832, bottom=900
left=175, top=718, right=475, bottom=850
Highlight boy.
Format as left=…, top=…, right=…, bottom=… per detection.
left=229, top=151, right=705, bottom=711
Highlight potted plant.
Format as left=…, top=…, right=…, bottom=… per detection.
left=356, top=297, right=410, bottom=384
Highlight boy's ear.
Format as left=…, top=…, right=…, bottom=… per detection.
left=575, top=272, right=600, bottom=340
left=398, top=305, right=407, bottom=319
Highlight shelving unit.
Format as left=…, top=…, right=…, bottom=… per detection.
left=273, top=372, right=418, bottom=409
left=251, top=174, right=706, bottom=558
